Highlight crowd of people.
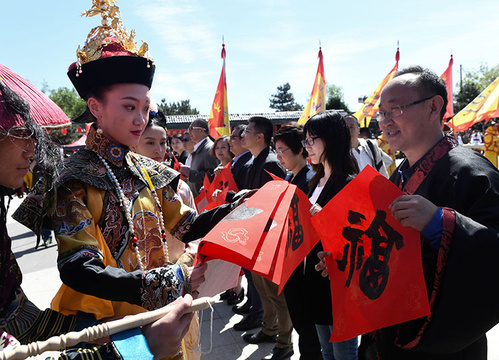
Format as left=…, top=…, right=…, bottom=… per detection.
left=2, top=2, right=499, bottom=360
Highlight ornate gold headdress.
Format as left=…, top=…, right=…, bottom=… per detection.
left=76, top=0, right=150, bottom=65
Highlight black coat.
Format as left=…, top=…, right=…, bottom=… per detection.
left=362, top=141, right=499, bottom=359
left=243, top=147, right=286, bottom=189
left=304, top=172, right=354, bottom=325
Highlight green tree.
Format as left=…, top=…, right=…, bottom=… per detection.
left=159, top=99, right=199, bottom=115
left=269, top=83, right=303, bottom=112
left=326, top=84, right=350, bottom=113
left=48, top=87, right=86, bottom=120
left=45, top=86, right=86, bottom=145
left=454, top=63, right=499, bottom=113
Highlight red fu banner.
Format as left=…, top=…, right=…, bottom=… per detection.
left=312, top=166, right=430, bottom=342
left=197, top=180, right=320, bottom=293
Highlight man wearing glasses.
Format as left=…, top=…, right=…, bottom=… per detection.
left=359, top=66, right=499, bottom=359
left=179, top=119, right=219, bottom=197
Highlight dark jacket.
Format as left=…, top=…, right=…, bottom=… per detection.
left=188, top=137, right=220, bottom=197
left=243, top=146, right=286, bottom=189
left=231, top=151, right=253, bottom=190
left=305, top=172, right=354, bottom=325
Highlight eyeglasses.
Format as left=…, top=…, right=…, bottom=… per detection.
left=0, top=127, right=34, bottom=140
left=375, top=96, right=434, bottom=121
left=301, top=137, right=319, bottom=148
left=242, top=128, right=261, bottom=135
left=275, top=148, right=290, bottom=155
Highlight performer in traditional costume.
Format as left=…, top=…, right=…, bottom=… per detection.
left=1, top=75, right=194, bottom=359
left=15, top=2, right=234, bottom=359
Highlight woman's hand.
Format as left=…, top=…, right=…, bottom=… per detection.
left=315, top=251, right=331, bottom=278
left=310, top=203, right=323, bottom=216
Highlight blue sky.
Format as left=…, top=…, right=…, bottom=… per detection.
left=1, top=0, right=498, bottom=115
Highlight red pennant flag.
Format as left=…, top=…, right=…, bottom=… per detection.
left=441, top=55, right=454, bottom=122
left=312, top=166, right=430, bottom=342
left=194, top=175, right=214, bottom=212
left=208, top=43, right=230, bottom=139
left=298, top=47, right=326, bottom=124
left=354, top=45, right=400, bottom=128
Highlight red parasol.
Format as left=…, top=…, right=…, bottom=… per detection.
left=0, top=62, right=70, bottom=129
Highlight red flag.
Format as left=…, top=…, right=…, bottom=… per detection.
left=194, top=175, right=215, bottom=212
left=354, top=46, right=400, bottom=127
left=312, top=166, right=430, bottom=342
left=208, top=43, right=230, bottom=139
left=298, top=47, right=326, bottom=124
left=441, top=55, right=454, bottom=121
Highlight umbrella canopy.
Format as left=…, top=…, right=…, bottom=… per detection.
left=0, top=62, right=70, bottom=129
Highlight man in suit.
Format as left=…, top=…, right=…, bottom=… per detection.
left=179, top=119, right=220, bottom=197
left=229, top=124, right=253, bottom=189
left=238, top=116, right=293, bottom=360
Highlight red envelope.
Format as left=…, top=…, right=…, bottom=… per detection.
left=312, top=166, right=430, bottom=342
left=198, top=181, right=289, bottom=269
left=273, top=186, right=320, bottom=294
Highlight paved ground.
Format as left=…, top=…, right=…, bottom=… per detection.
left=5, top=195, right=499, bottom=359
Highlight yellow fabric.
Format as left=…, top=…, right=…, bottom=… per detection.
left=23, top=172, right=33, bottom=190
left=451, top=76, right=499, bottom=132
left=484, top=127, right=499, bottom=168
left=51, top=179, right=192, bottom=320
left=378, top=134, right=397, bottom=176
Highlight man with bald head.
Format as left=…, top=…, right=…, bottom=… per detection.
left=358, top=66, right=499, bottom=359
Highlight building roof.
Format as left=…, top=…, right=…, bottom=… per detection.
left=164, top=109, right=348, bottom=129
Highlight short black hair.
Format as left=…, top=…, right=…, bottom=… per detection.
left=395, top=66, right=448, bottom=121
left=274, top=122, right=307, bottom=158
left=248, top=116, right=273, bottom=145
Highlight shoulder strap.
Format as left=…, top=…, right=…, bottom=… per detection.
left=366, top=140, right=383, bottom=171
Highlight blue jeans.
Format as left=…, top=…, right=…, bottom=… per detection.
left=315, top=324, right=358, bottom=360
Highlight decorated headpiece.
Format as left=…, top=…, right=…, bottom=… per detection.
left=68, top=0, right=155, bottom=99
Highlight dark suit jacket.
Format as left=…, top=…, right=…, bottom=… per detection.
left=244, top=146, right=286, bottom=189
left=231, top=151, right=253, bottom=190
left=188, top=137, right=220, bottom=197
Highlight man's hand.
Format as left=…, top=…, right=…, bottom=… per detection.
left=389, top=195, right=438, bottom=231
left=142, top=295, right=194, bottom=358
left=315, top=251, right=332, bottom=278
left=179, top=165, right=191, bottom=178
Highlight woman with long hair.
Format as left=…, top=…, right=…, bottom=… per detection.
left=302, top=111, right=359, bottom=360
left=171, top=133, right=189, bottom=164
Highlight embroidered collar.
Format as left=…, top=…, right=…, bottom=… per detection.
left=398, top=134, right=459, bottom=194
left=85, top=125, right=128, bottom=167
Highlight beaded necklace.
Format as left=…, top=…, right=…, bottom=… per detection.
left=97, top=154, right=170, bottom=270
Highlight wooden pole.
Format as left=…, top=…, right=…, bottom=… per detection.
left=0, top=297, right=214, bottom=360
